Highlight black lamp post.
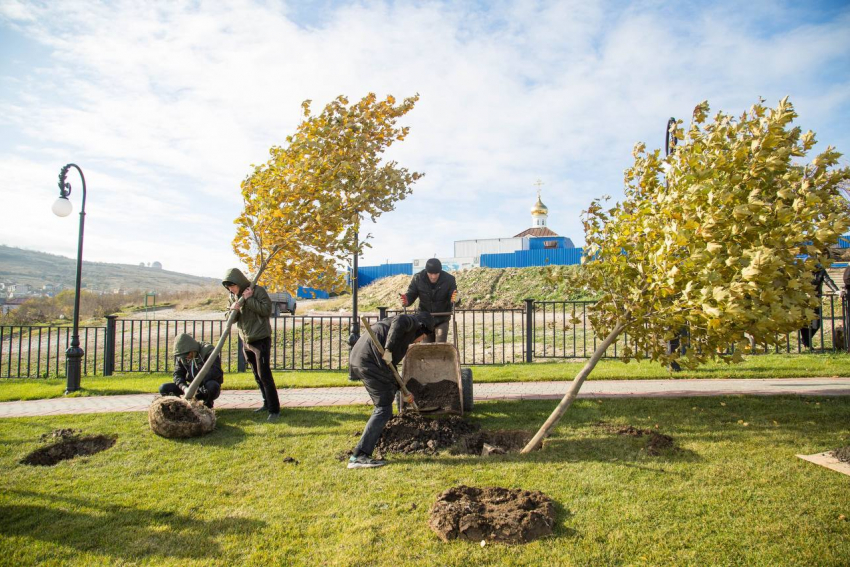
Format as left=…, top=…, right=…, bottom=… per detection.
left=52, top=164, right=87, bottom=394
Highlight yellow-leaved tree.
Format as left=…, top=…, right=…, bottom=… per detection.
left=523, top=97, right=850, bottom=452
left=184, top=93, right=422, bottom=399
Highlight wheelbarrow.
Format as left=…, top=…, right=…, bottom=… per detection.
left=397, top=342, right=473, bottom=416
left=395, top=304, right=473, bottom=416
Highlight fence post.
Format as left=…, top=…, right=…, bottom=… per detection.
left=378, top=306, right=387, bottom=320
left=104, top=315, right=117, bottom=376
left=524, top=298, right=534, bottom=363
left=237, top=336, right=246, bottom=372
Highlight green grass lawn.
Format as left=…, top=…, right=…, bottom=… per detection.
left=0, top=353, right=849, bottom=403
left=0, top=396, right=848, bottom=565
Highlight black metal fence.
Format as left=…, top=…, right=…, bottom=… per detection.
left=1, top=297, right=846, bottom=378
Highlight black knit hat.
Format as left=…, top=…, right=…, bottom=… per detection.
left=425, top=258, right=442, bottom=274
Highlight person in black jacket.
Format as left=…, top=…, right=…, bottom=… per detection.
left=843, top=264, right=850, bottom=351
left=400, top=258, right=458, bottom=343
left=159, top=333, right=224, bottom=409
left=800, top=266, right=838, bottom=348
left=347, top=312, right=435, bottom=469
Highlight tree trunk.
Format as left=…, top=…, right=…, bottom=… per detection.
left=520, top=323, right=625, bottom=454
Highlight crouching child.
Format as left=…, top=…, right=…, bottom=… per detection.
left=159, top=333, right=224, bottom=408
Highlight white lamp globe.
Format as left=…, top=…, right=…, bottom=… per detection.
left=52, top=196, right=72, bottom=217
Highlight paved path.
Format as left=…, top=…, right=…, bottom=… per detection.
left=1, top=378, right=849, bottom=418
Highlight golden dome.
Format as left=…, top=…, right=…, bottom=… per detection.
left=531, top=194, right=548, bottom=216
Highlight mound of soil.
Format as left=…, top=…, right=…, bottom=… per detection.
left=21, top=434, right=116, bottom=466
left=429, top=485, right=556, bottom=544
left=832, top=446, right=850, bottom=463
left=596, top=422, right=675, bottom=456
left=148, top=397, right=216, bottom=438
left=374, top=414, right=479, bottom=458
left=406, top=379, right=461, bottom=413
left=451, top=430, right=535, bottom=456
left=39, top=428, right=81, bottom=442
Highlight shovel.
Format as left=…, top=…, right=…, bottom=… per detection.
left=360, top=317, right=424, bottom=413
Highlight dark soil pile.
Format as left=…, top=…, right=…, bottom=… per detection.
left=429, top=485, right=556, bottom=544
left=451, top=430, right=535, bottom=456
left=596, top=422, right=675, bottom=456
left=374, top=414, right=479, bottom=458
left=832, top=446, right=850, bottom=463
left=406, top=379, right=461, bottom=412
left=21, top=434, right=116, bottom=466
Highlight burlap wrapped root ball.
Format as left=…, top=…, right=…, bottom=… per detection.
left=148, top=397, right=216, bottom=438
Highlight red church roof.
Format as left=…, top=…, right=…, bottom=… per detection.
left=513, top=227, right=559, bottom=238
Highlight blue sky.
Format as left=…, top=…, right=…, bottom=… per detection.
left=1, top=0, right=849, bottom=280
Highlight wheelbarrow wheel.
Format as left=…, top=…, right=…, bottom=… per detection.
left=461, top=368, right=473, bottom=413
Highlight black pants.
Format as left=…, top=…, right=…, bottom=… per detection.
left=159, top=381, right=221, bottom=408
left=245, top=336, right=280, bottom=413
left=800, top=307, right=822, bottom=349
left=354, top=374, right=397, bottom=457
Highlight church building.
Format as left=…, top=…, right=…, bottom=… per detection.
left=412, top=191, right=574, bottom=272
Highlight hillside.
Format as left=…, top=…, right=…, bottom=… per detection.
left=0, top=246, right=218, bottom=292
left=308, top=265, right=593, bottom=312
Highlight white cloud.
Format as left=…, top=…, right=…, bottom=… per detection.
left=1, top=0, right=848, bottom=281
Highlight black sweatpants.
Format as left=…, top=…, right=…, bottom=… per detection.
left=245, top=336, right=280, bottom=413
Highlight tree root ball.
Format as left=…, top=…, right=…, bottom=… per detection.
left=429, top=485, right=556, bottom=544
left=148, top=397, right=216, bottom=438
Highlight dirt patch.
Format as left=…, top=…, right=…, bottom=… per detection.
left=336, top=449, right=354, bottom=462
left=374, top=414, right=479, bottom=459
left=596, top=422, right=675, bottom=456
left=429, top=485, right=556, bottom=544
left=451, top=430, right=535, bottom=456
left=406, top=379, right=461, bottom=413
left=39, top=428, right=81, bottom=442
left=148, top=397, right=216, bottom=438
left=21, top=434, right=116, bottom=466
left=832, top=446, right=850, bottom=463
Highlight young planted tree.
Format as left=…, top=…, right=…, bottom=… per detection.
left=522, top=97, right=850, bottom=453
left=183, top=93, right=422, bottom=399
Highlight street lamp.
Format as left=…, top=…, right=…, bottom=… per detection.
left=52, top=164, right=87, bottom=394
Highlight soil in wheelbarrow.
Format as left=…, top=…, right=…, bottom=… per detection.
left=374, top=414, right=479, bottom=458
left=21, top=431, right=116, bottom=466
left=406, top=379, right=461, bottom=413
left=429, top=485, right=556, bottom=544
left=595, top=422, right=675, bottom=456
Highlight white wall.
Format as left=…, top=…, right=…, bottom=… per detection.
left=412, top=257, right=478, bottom=272
left=454, top=238, right=524, bottom=257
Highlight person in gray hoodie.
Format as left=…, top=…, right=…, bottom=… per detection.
left=222, top=268, right=280, bottom=420
left=159, top=333, right=223, bottom=408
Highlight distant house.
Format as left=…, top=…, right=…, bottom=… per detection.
left=1, top=297, right=27, bottom=315
left=7, top=284, right=32, bottom=298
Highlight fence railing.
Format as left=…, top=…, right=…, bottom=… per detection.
left=1, top=297, right=846, bottom=378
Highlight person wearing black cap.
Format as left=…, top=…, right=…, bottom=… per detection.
left=347, top=312, right=435, bottom=468
left=400, top=258, right=458, bottom=343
